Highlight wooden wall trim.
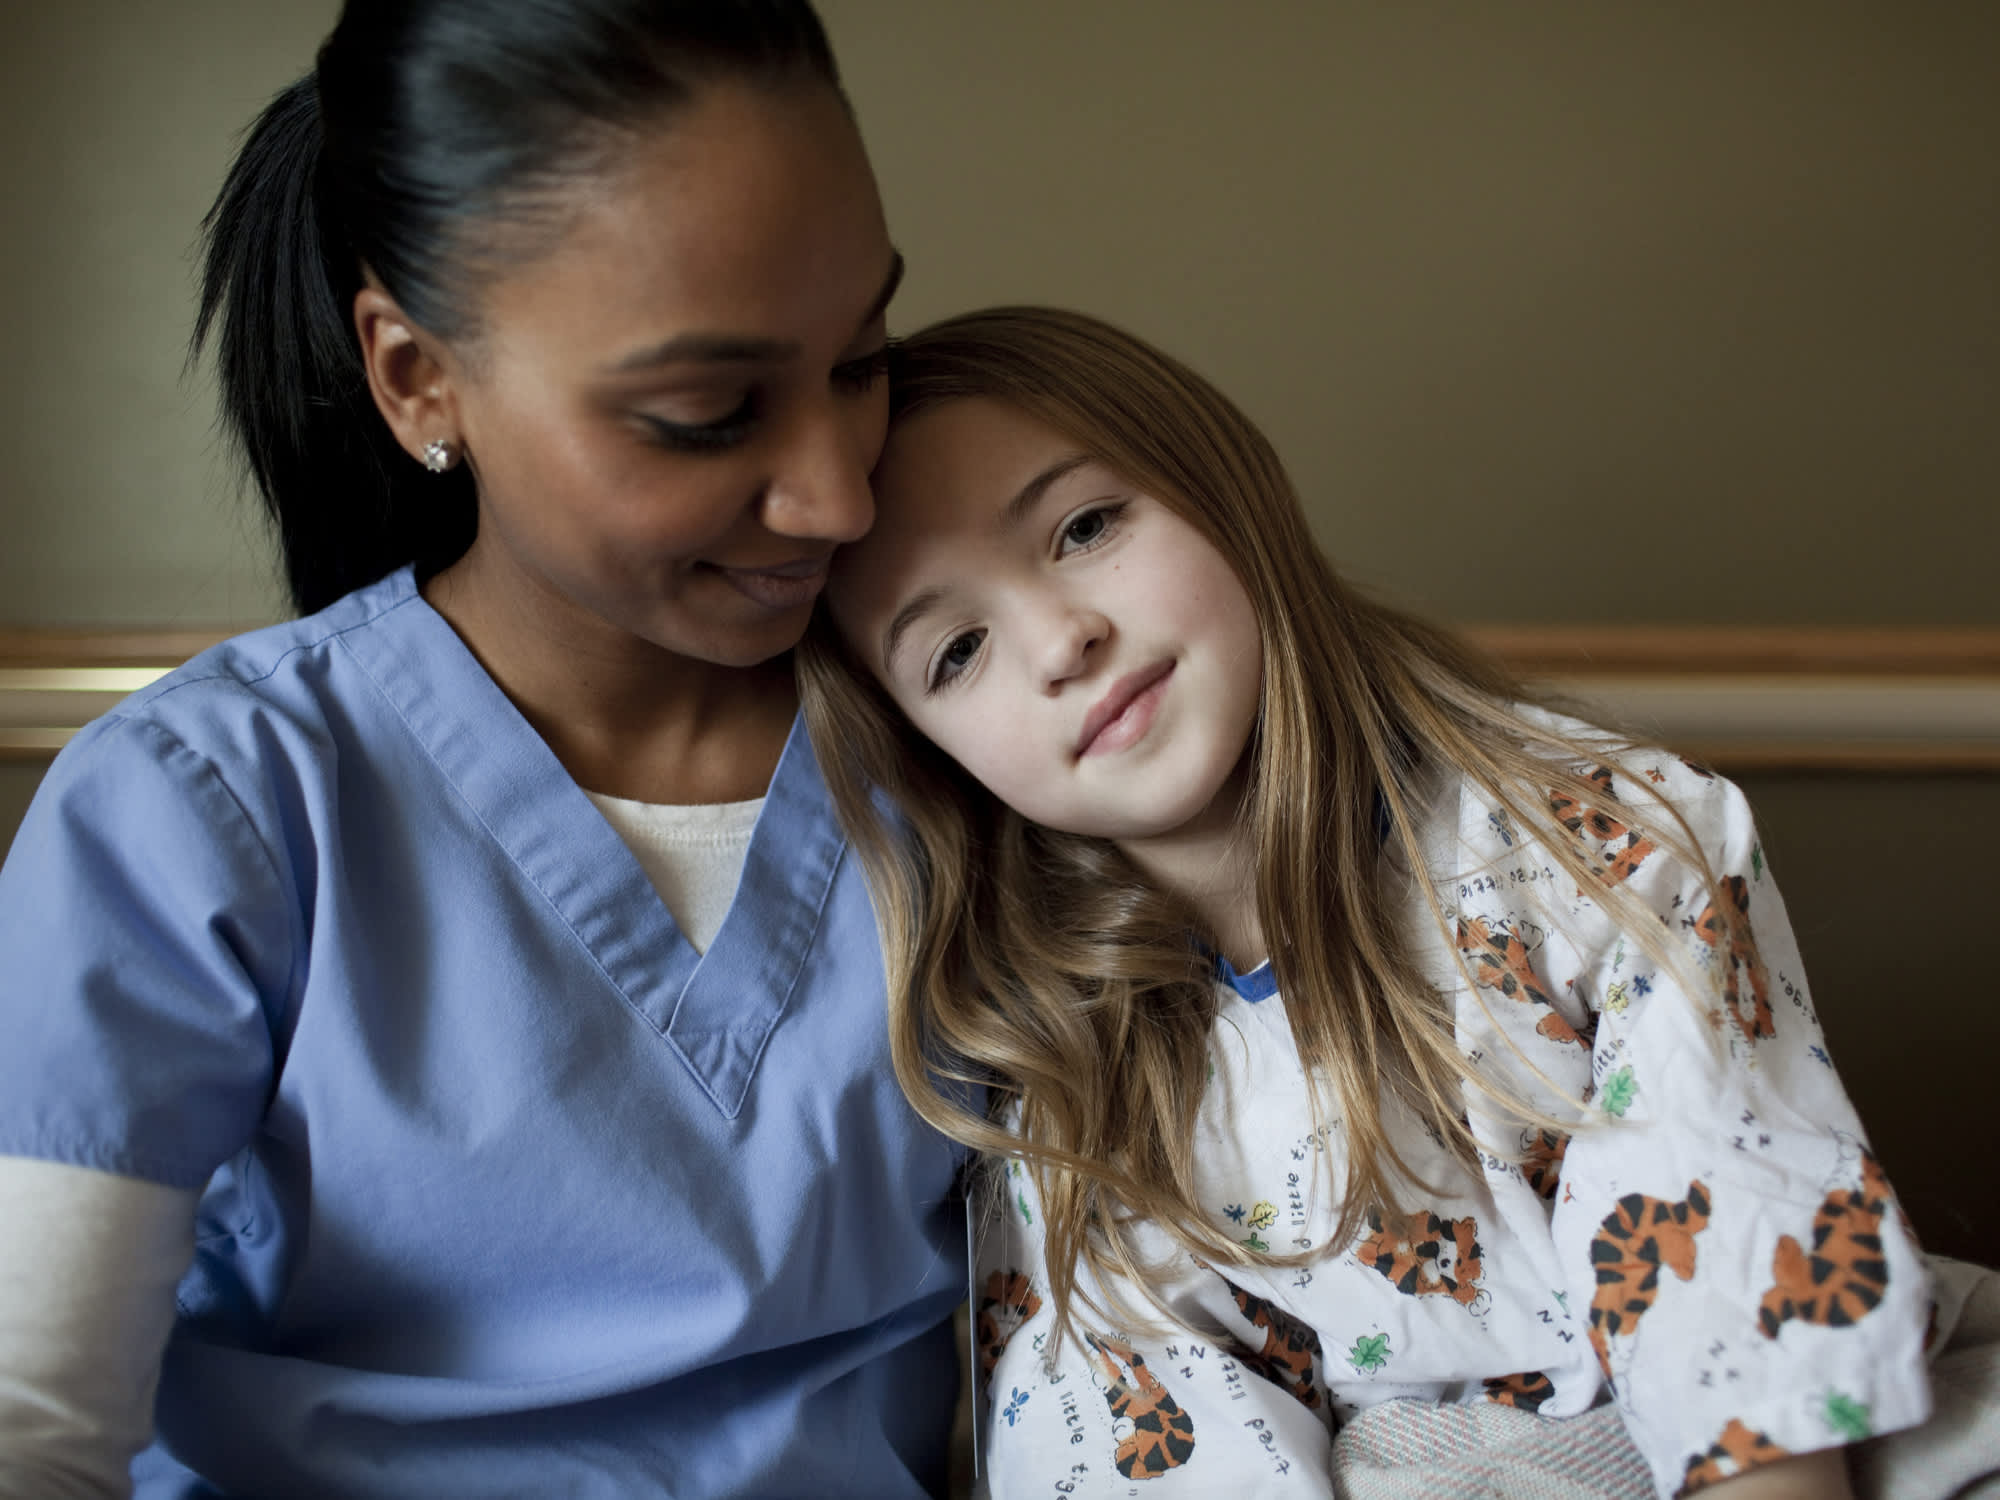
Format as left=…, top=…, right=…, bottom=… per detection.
left=1464, top=624, right=2000, bottom=677
left=4, top=624, right=1999, bottom=771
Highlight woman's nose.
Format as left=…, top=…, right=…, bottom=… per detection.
left=759, top=395, right=881, bottom=544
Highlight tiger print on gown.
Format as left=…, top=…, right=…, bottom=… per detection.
left=1587, top=1180, right=1711, bottom=1375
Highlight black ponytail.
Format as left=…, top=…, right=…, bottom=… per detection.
left=192, top=1, right=842, bottom=616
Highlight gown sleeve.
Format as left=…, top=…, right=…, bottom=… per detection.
left=1511, top=755, right=1934, bottom=1496
left=972, top=1149, right=1335, bottom=1498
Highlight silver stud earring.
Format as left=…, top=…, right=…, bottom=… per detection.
left=422, top=438, right=456, bottom=473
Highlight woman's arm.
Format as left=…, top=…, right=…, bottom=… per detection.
left=0, top=1156, right=196, bottom=1500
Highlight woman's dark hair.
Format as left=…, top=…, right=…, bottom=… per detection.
left=193, top=0, right=842, bottom=615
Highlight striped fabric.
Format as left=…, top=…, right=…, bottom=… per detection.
left=1331, top=1401, right=1653, bottom=1500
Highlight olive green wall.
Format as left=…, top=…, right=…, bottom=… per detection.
left=2, top=2, right=1994, bottom=628
left=2, top=5, right=1994, bottom=1256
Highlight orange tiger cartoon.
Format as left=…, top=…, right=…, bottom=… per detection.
left=1456, top=917, right=1592, bottom=1048
left=1587, top=1180, right=1711, bottom=1376
left=1220, top=1276, right=1325, bottom=1411
left=1082, top=1332, right=1196, bottom=1481
left=1681, top=1418, right=1791, bottom=1492
left=1758, top=1147, right=1897, bottom=1339
left=1692, top=875, right=1774, bottom=1045
left=1518, top=1127, right=1571, bottom=1200
left=1482, top=1370, right=1555, bottom=1413
left=1356, top=1208, right=1486, bottom=1310
left=976, top=1269, right=1043, bottom=1382
left=1548, top=767, right=1658, bottom=887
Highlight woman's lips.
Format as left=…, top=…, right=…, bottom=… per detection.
left=710, top=556, right=830, bottom=611
left=1077, top=662, right=1175, bottom=758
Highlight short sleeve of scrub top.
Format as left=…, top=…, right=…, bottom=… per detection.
left=0, top=567, right=968, bottom=1500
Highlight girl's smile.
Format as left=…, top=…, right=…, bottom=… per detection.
left=1078, top=661, right=1175, bottom=758
left=827, top=395, right=1264, bottom=855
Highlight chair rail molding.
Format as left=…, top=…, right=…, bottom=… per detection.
left=3, top=623, right=1998, bottom=772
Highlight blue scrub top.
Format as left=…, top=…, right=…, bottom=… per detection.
left=0, top=568, right=966, bottom=1498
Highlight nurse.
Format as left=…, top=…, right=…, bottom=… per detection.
left=0, top=3, right=963, bottom=1496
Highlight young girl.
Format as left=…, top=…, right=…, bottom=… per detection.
left=800, top=308, right=1959, bottom=1498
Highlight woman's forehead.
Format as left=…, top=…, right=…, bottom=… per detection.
left=474, top=81, right=890, bottom=367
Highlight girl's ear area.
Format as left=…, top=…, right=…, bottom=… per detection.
left=352, top=284, right=462, bottom=467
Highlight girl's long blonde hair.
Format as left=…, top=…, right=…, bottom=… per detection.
left=798, top=307, right=1724, bottom=1342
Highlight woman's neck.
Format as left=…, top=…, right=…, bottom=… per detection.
left=421, top=555, right=796, bottom=805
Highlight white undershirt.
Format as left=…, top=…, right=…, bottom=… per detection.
left=0, top=792, right=764, bottom=1495
left=583, top=791, right=762, bottom=955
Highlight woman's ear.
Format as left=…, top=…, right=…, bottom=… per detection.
left=352, top=285, right=461, bottom=468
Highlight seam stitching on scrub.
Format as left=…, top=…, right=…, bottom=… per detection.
left=113, top=587, right=422, bottom=711
left=714, top=828, right=849, bottom=1119
left=0, top=1132, right=216, bottom=1192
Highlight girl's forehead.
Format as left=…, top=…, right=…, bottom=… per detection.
left=874, top=397, right=1080, bottom=522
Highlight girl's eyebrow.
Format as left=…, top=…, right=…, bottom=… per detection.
left=882, top=586, right=947, bottom=672
left=1001, top=453, right=1093, bottom=530
left=880, top=452, right=1093, bottom=671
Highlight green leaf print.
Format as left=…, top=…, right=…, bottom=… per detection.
left=1347, top=1333, right=1391, bottom=1373
left=1243, top=1233, right=1269, bottom=1252
left=1016, top=1191, right=1033, bottom=1226
left=1752, top=845, right=1765, bottom=881
left=1822, top=1391, right=1871, bottom=1441
left=1599, top=1066, right=1638, bottom=1117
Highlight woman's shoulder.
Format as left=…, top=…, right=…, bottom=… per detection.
left=29, top=570, right=445, bottom=867
left=60, top=569, right=430, bottom=783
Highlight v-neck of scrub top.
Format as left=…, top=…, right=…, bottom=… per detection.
left=338, top=569, right=845, bottom=1119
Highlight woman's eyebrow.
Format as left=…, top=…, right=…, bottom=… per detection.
left=859, top=251, right=906, bottom=333
left=608, top=332, right=797, bottom=371
left=605, top=251, right=905, bottom=374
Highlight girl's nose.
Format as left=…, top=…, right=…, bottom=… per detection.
left=759, top=397, right=880, bottom=544
left=1035, top=604, right=1111, bottom=690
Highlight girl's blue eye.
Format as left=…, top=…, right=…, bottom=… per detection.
left=832, top=345, right=891, bottom=393
left=1059, top=502, right=1124, bottom=554
left=929, top=629, right=985, bottom=693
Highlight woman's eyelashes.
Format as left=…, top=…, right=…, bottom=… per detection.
left=638, top=396, right=759, bottom=453
left=636, top=347, right=890, bottom=454
left=926, top=628, right=986, bottom=694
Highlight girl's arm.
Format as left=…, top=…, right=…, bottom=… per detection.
left=0, top=1156, right=196, bottom=1499
left=1693, top=1449, right=1854, bottom=1500
left=1519, top=755, right=1932, bottom=1494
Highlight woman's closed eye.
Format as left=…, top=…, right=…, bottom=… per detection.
left=633, top=345, right=884, bottom=454
left=637, top=393, right=759, bottom=454
left=927, top=628, right=986, bottom=694
left=1056, top=501, right=1127, bottom=556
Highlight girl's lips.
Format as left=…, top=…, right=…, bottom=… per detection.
left=1077, top=661, right=1175, bottom=758
left=711, top=557, right=830, bottom=611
